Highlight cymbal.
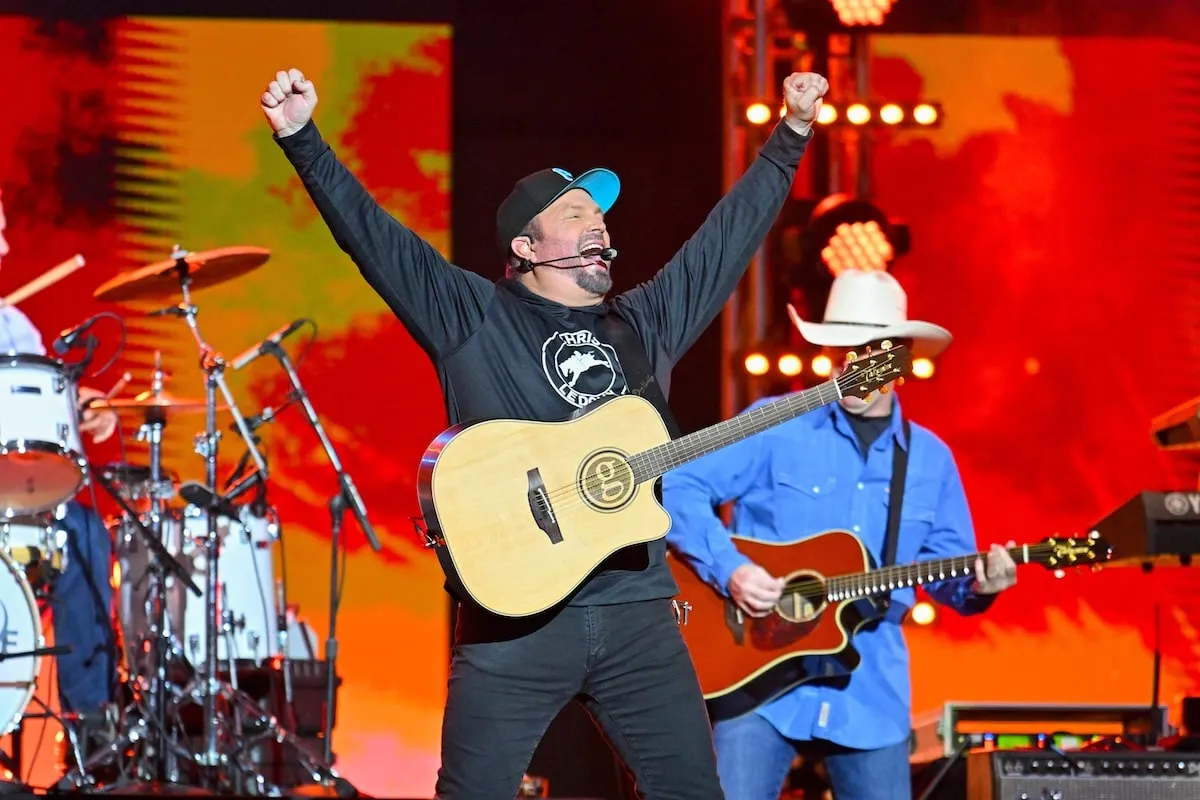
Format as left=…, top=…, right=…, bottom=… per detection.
left=88, top=390, right=228, bottom=414
left=93, top=246, right=270, bottom=303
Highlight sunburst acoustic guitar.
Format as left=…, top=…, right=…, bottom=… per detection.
left=419, top=345, right=913, bottom=617
left=669, top=530, right=1112, bottom=720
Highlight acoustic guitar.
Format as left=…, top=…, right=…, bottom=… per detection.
left=669, top=529, right=1112, bottom=720
left=419, top=345, right=913, bottom=617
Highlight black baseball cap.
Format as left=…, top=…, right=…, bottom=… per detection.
left=495, top=166, right=621, bottom=255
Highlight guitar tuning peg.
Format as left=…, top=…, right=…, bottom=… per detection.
left=845, top=351, right=857, bottom=363
left=880, top=385, right=890, bottom=394
left=897, top=377, right=906, bottom=387
left=864, top=344, right=873, bottom=355
left=881, top=339, right=893, bottom=350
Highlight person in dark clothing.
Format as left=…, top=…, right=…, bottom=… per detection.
left=260, top=65, right=827, bottom=799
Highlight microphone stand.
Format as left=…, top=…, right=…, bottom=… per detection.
left=260, top=339, right=381, bottom=764
left=166, top=247, right=269, bottom=787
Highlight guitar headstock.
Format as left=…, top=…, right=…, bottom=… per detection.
left=1035, top=531, right=1113, bottom=570
left=835, top=341, right=914, bottom=400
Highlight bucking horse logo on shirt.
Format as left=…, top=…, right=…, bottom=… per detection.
left=540, top=329, right=628, bottom=409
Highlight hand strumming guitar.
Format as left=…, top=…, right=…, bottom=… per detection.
left=260, top=68, right=319, bottom=138
left=729, top=563, right=786, bottom=618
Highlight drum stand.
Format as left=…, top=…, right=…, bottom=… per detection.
left=62, top=441, right=203, bottom=792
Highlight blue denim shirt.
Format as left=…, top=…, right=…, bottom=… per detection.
left=663, top=396, right=993, bottom=750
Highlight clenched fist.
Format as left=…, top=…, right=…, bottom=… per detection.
left=782, top=72, right=829, bottom=134
left=261, top=68, right=319, bottom=138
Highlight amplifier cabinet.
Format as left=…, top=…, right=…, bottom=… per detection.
left=967, top=749, right=1200, bottom=799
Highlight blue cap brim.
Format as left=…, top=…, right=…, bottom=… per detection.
left=553, top=168, right=620, bottom=214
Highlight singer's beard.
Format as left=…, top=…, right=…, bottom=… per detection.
left=571, top=262, right=613, bottom=296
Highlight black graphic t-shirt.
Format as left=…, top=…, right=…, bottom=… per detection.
left=275, top=118, right=812, bottom=609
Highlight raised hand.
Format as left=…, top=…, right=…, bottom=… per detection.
left=261, top=68, right=319, bottom=137
left=782, top=72, right=829, bottom=133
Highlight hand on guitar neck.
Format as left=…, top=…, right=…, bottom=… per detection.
left=972, top=539, right=1019, bottom=595
left=729, top=563, right=786, bottom=618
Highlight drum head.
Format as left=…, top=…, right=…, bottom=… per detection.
left=0, top=446, right=84, bottom=516
left=0, top=550, right=43, bottom=735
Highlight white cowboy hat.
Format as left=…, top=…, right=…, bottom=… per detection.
left=787, top=269, right=952, bottom=359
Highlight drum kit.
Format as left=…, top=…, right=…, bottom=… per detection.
left=0, top=243, right=378, bottom=795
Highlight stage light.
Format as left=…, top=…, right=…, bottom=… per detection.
left=912, top=358, right=934, bottom=379
left=744, top=352, right=770, bottom=375
left=846, top=103, right=871, bottom=125
left=821, top=220, right=894, bottom=275
left=811, top=354, right=833, bottom=377
left=880, top=103, right=903, bottom=124
left=913, top=103, right=938, bottom=125
left=801, top=193, right=910, bottom=276
left=830, top=0, right=896, bottom=26
left=910, top=600, right=936, bottom=625
left=806, top=101, right=943, bottom=129
left=778, top=353, right=803, bottom=376
left=745, top=102, right=772, bottom=125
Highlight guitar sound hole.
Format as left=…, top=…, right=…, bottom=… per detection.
left=775, top=574, right=826, bottom=623
left=577, top=449, right=635, bottom=512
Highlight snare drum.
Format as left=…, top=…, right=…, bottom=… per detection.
left=0, top=549, right=45, bottom=735
left=0, top=355, right=86, bottom=516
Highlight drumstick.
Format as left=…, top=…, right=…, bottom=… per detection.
left=0, top=254, right=86, bottom=307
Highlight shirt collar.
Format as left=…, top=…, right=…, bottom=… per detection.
left=815, top=396, right=910, bottom=451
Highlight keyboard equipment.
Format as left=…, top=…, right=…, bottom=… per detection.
left=1090, top=491, right=1200, bottom=567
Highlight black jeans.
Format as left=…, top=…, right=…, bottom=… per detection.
left=435, top=598, right=724, bottom=799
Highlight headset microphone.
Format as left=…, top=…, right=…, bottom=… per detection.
left=518, top=246, right=618, bottom=273
left=584, top=246, right=618, bottom=261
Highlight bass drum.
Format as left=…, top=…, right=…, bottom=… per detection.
left=175, top=503, right=280, bottom=667
left=114, top=504, right=280, bottom=668
left=0, top=550, right=44, bottom=735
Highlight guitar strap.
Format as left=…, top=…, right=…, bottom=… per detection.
left=876, top=415, right=912, bottom=613
left=600, top=312, right=682, bottom=439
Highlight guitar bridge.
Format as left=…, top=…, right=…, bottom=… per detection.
left=527, top=468, right=563, bottom=544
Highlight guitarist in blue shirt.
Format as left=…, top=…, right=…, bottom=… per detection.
left=663, top=269, right=1018, bottom=800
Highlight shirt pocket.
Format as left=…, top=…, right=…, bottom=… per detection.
left=772, top=468, right=840, bottom=539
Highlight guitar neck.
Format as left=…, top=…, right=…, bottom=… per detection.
left=822, top=543, right=1052, bottom=601
left=627, top=380, right=843, bottom=482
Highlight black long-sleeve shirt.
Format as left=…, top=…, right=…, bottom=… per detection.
left=274, top=119, right=812, bottom=607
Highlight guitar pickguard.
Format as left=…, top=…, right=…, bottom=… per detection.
left=746, top=606, right=823, bottom=650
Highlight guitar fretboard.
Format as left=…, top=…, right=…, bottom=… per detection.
left=627, top=381, right=842, bottom=482
left=819, top=544, right=1047, bottom=601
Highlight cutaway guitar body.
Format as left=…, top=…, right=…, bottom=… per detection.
left=670, top=531, right=880, bottom=720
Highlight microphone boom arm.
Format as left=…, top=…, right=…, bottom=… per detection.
left=260, top=340, right=381, bottom=552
